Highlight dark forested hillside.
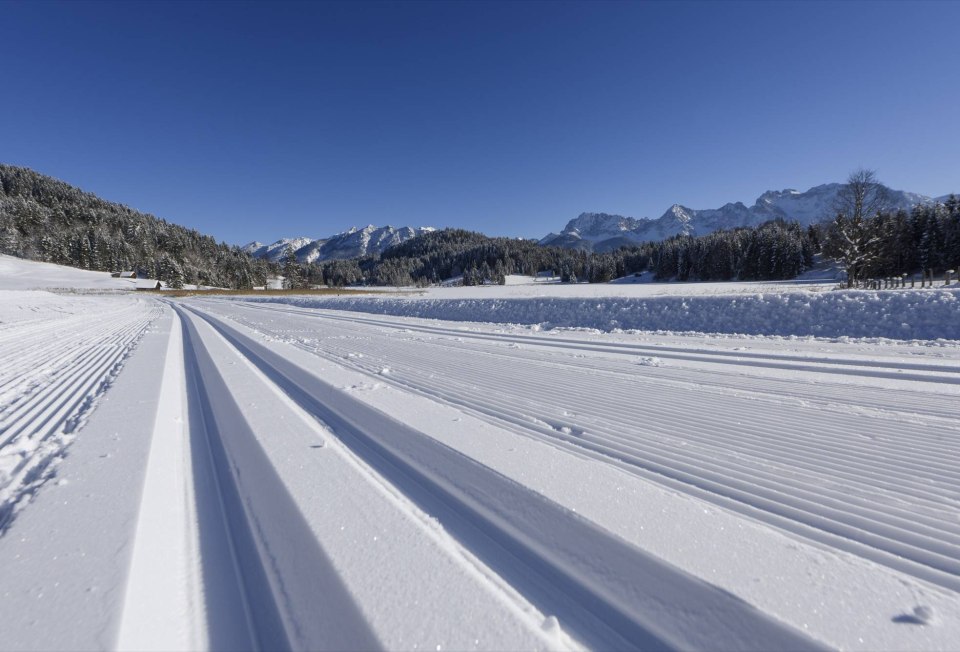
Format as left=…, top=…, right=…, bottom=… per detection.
left=8, top=162, right=946, bottom=292
left=818, top=198, right=960, bottom=285
left=312, top=221, right=817, bottom=287
left=0, top=164, right=270, bottom=288
left=311, top=229, right=596, bottom=288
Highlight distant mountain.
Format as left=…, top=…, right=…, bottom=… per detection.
left=244, top=225, right=435, bottom=264
left=540, top=183, right=953, bottom=252
left=241, top=237, right=315, bottom=263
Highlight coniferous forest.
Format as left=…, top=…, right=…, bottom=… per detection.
left=2, top=164, right=957, bottom=289
left=308, top=220, right=817, bottom=288
left=820, top=199, right=960, bottom=285
left=0, top=164, right=271, bottom=288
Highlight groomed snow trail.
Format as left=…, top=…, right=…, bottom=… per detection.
left=176, top=296, right=960, bottom=650
left=168, top=302, right=822, bottom=651
left=203, top=300, right=960, bottom=590
left=4, top=289, right=960, bottom=651
left=0, top=294, right=160, bottom=532
left=120, top=302, right=569, bottom=651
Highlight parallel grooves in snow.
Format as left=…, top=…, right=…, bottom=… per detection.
left=0, top=303, right=151, bottom=404
left=171, top=304, right=382, bottom=652
left=200, top=300, right=960, bottom=592
left=232, top=303, right=960, bottom=427
left=238, top=302, right=960, bottom=380
left=0, top=298, right=160, bottom=532
left=182, top=303, right=824, bottom=652
left=0, top=322, right=145, bottom=446
left=233, top=305, right=960, bottom=490
left=178, top=309, right=290, bottom=652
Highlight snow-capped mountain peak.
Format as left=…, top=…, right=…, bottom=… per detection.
left=246, top=225, right=435, bottom=264
left=539, top=181, right=953, bottom=252
left=757, top=188, right=802, bottom=203
left=658, top=205, right=696, bottom=235
left=561, top=212, right=642, bottom=239
left=241, top=237, right=315, bottom=263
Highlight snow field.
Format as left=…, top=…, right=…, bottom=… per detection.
left=0, top=254, right=163, bottom=291
left=190, top=297, right=960, bottom=650
left=0, top=294, right=161, bottom=532
left=177, top=303, right=822, bottom=651
left=234, top=286, right=960, bottom=341
left=2, top=254, right=960, bottom=652
left=0, top=310, right=176, bottom=650
left=210, top=303, right=960, bottom=589
left=164, top=302, right=569, bottom=650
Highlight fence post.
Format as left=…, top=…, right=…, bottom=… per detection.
left=947, top=270, right=954, bottom=286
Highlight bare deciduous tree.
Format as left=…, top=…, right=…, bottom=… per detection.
left=824, top=169, right=891, bottom=287
left=834, top=168, right=891, bottom=223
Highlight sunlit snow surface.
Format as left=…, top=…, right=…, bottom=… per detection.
left=1, top=256, right=959, bottom=651
left=0, top=289, right=160, bottom=531
left=236, top=274, right=960, bottom=341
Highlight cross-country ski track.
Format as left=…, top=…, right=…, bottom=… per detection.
left=2, top=293, right=960, bottom=651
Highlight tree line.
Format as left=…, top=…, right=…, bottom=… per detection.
left=304, top=219, right=817, bottom=288
left=0, top=164, right=271, bottom=288
left=4, top=163, right=954, bottom=291
left=817, top=170, right=960, bottom=286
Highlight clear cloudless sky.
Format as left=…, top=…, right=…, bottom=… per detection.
left=2, top=0, right=959, bottom=245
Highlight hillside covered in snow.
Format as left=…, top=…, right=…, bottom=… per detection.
left=0, top=164, right=271, bottom=288
left=541, top=183, right=954, bottom=252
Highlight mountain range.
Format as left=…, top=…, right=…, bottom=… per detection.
left=243, top=225, right=435, bottom=264
left=245, top=182, right=956, bottom=263
left=540, top=183, right=954, bottom=253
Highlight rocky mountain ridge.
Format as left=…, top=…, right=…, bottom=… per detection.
left=540, top=183, right=954, bottom=253
left=243, top=225, right=435, bottom=264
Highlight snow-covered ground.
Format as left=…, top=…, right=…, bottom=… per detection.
left=0, top=253, right=164, bottom=291
left=1, top=257, right=959, bottom=651
left=237, top=274, right=960, bottom=341
left=0, top=290, right=160, bottom=531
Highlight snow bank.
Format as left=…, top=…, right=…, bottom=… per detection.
left=235, top=289, right=960, bottom=341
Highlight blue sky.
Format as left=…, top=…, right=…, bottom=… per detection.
left=3, top=1, right=958, bottom=245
